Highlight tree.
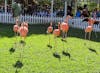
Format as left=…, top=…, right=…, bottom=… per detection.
left=0, top=0, right=4, bottom=4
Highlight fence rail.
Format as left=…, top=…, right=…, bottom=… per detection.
left=0, top=13, right=100, bottom=32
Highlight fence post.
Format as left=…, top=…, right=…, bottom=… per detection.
left=51, top=0, right=54, bottom=22
left=64, top=0, right=67, bottom=20
left=0, top=13, right=2, bottom=22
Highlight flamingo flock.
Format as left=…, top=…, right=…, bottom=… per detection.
left=47, top=22, right=68, bottom=48
left=46, top=16, right=71, bottom=60
left=46, top=16, right=99, bottom=60
left=47, top=16, right=71, bottom=46
left=12, top=15, right=99, bottom=61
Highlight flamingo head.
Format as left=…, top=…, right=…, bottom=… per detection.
left=50, top=22, right=52, bottom=26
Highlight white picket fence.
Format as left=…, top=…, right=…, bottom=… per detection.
left=0, top=13, right=100, bottom=32
left=0, top=13, right=64, bottom=24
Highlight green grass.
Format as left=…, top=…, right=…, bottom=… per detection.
left=0, top=24, right=100, bottom=73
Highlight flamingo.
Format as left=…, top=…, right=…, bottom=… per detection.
left=19, top=22, right=28, bottom=45
left=13, top=23, right=20, bottom=45
left=13, top=24, right=19, bottom=34
left=53, top=24, right=60, bottom=37
left=47, top=22, right=53, bottom=34
left=11, top=20, right=20, bottom=54
left=47, top=22, right=53, bottom=48
left=83, top=18, right=98, bottom=38
left=85, top=25, right=93, bottom=40
left=13, top=18, right=21, bottom=44
left=18, top=24, right=28, bottom=61
left=19, top=21, right=29, bottom=44
left=13, top=19, right=20, bottom=36
left=11, top=22, right=19, bottom=54
left=60, top=22, right=70, bottom=56
left=61, top=22, right=69, bottom=41
left=61, top=16, right=72, bottom=57
left=60, top=22, right=70, bottom=55
left=19, top=25, right=28, bottom=40
left=52, top=23, right=61, bottom=60
left=61, top=15, right=72, bottom=40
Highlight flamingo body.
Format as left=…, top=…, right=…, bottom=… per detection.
left=85, top=26, right=93, bottom=32
left=19, top=26, right=28, bottom=37
left=61, top=22, right=69, bottom=32
left=13, top=25, right=19, bottom=32
left=53, top=29, right=60, bottom=37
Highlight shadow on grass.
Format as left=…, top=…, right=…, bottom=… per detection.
left=0, top=23, right=100, bottom=42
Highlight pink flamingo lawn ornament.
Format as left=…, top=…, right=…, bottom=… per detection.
left=47, top=22, right=53, bottom=48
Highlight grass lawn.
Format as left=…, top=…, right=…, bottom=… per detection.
left=0, top=24, right=100, bottom=73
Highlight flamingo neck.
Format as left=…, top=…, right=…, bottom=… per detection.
left=58, top=24, right=60, bottom=29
